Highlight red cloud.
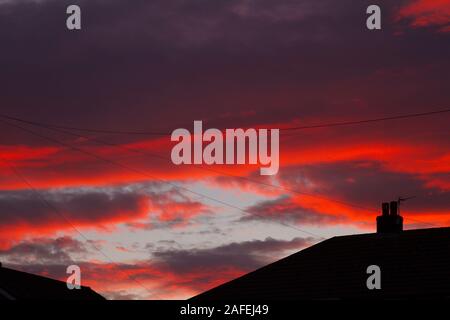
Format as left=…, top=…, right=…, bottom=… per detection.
left=0, top=182, right=216, bottom=248
left=0, top=188, right=150, bottom=247
left=2, top=126, right=449, bottom=191
left=1, top=116, right=449, bottom=238
left=4, top=236, right=312, bottom=299
left=397, top=0, right=450, bottom=32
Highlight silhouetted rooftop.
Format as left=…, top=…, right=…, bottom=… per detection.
left=192, top=227, right=450, bottom=300
left=0, top=266, right=105, bottom=300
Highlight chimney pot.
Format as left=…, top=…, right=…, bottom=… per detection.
left=382, top=202, right=389, bottom=216
left=376, top=201, right=403, bottom=233
left=390, top=201, right=398, bottom=216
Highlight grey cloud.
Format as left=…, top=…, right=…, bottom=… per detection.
left=279, top=161, right=450, bottom=213
left=0, top=236, right=87, bottom=264
left=0, top=186, right=147, bottom=228
left=2, top=236, right=314, bottom=298
left=0, top=182, right=213, bottom=231
left=242, top=195, right=346, bottom=224
left=153, top=236, right=313, bottom=273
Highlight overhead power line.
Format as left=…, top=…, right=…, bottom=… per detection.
left=0, top=118, right=326, bottom=240
left=280, top=108, right=450, bottom=131
left=0, top=155, right=161, bottom=299
left=0, top=114, right=441, bottom=229
left=0, top=107, right=449, bottom=136
left=0, top=114, right=377, bottom=213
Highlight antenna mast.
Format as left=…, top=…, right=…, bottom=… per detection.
left=397, top=196, right=416, bottom=216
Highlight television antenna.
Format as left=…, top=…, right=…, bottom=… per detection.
left=397, top=196, right=416, bottom=215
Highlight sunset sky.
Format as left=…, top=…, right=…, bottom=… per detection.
left=0, top=0, right=449, bottom=299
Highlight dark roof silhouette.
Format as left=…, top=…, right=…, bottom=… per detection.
left=0, top=265, right=105, bottom=300
left=192, top=226, right=450, bottom=300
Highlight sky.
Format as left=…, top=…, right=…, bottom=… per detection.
left=0, top=0, right=449, bottom=299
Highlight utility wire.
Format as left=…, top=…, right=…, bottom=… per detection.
left=0, top=110, right=440, bottom=298
left=3, top=115, right=376, bottom=213
left=2, top=113, right=442, bottom=228
left=280, top=108, right=450, bottom=131
left=0, top=114, right=167, bottom=136
left=1, top=108, right=449, bottom=136
left=0, top=118, right=326, bottom=240
left=404, top=216, right=438, bottom=228
left=0, top=155, right=161, bottom=299
left=0, top=116, right=440, bottom=229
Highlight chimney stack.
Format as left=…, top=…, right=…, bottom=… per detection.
left=376, top=201, right=403, bottom=233
left=382, top=202, right=389, bottom=216
left=390, top=201, right=398, bottom=216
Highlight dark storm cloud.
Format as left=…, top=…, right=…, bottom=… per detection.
left=279, top=161, right=450, bottom=212
left=0, top=186, right=147, bottom=227
left=152, top=236, right=313, bottom=273
left=0, top=236, right=87, bottom=264
left=0, top=182, right=214, bottom=241
left=1, top=0, right=448, bottom=144
left=242, top=195, right=345, bottom=224
left=2, top=236, right=314, bottom=299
